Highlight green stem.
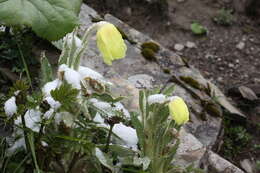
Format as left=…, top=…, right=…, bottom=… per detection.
left=16, top=41, right=33, bottom=89
left=105, top=124, right=114, bottom=152
left=73, top=22, right=108, bottom=70
left=21, top=112, right=30, bottom=152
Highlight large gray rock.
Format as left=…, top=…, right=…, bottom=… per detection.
left=78, top=4, right=246, bottom=170
left=202, top=150, right=245, bottom=173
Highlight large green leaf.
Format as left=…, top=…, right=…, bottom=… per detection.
left=0, top=0, right=82, bottom=41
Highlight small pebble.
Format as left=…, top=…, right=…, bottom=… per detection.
left=228, top=63, right=234, bottom=68
left=236, top=41, right=245, bottom=50
left=174, top=44, right=185, bottom=51
left=186, top=41, right=196, bottom=48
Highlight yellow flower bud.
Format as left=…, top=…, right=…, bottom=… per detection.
left=96, top=23, right=127, bottom=65
left=168, top=96, right=189, bottom=125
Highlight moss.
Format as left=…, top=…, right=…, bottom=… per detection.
left=163, top=68, right=171, bottom=74
left=116, top=27, right=137, bottom=44
left=141, top=48, right=157, bottom=61
left=179, top=76, right=203, bottom=90
left=203, top=101, right=223, bottom=117
left=141, top=42, right=160, bottom=53
left=90, top=16, right=104, bottom=23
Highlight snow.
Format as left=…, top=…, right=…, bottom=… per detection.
left=66, top=33, right=82, bottom=48
left=55, top=112, right=74, bottom=127
left=93, top=113, right=105, bottom=124
left=147, top=94, right=167, bottom=104
left=168, top=96, right=179, bottom=102
left=78, top=66, right=103, bottom=80
left=90, top=98, right=130, bottom=118
left=7, top=138, right=26, bottom=154
left=93, top=113, right=109, bottom=128
left=4, top=96, right=17, bottom=116
left=44, top=108, right=54, bottom=119
left=78, top=66, right=111, bottom=85
left=41, top=141, right=48, bottom=147
left=64, top=68, right=81, bottom=89
left=23, top=109, right=42, bottom=132
left=58, top=64, right=69, bottom=72
left=112, top=123, right=138, bottom=150
left=58, top=64, right=81, bottom=90
left=89, top=98, right=112, bottom=111
left=45, top=96, right=61, bottom=110
left=42, top=79, right=60, bottom=96
left=14, top=90, right=20, bottom=96
left=113, top=102, right=130, bottom=118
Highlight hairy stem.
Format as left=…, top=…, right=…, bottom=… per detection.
left=105, top=124, right=114, bottom=152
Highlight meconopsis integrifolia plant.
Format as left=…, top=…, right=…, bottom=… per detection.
left=57, top=21, right=127, bottom=70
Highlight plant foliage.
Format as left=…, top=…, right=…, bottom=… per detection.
left=0, top=0, right=82, bottom=41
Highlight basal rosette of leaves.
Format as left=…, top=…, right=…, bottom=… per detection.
left=0, top=0, right=82, bottom=41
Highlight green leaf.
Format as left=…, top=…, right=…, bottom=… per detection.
left=40, top=52, right=53, bottom=87
left=130, top=112, right=145, bottom=150
left=50, top=83, right=79, bottom=111
left=95, top=148, right=115, bottom=171
left=92, top=93, right=125, bottom=103
left=28, top=132, right=41, bottom=173
left=161, top=85, right=175, bottom=96
left=191, top=22, right=207, bottom=35
left=139, top=90, right=147, bottom=119
left=0, top=0, right=82, bottom=41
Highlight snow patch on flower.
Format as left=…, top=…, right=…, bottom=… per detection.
left=113, top=102, right=130, bottom=118
left=78, top=66, right=112, bottom=85
left=66, top=33, right=82, bottom=48
left=42, top=79, right=61, bottom=96
left=113, top=123, right=138, bottom=150
left=45, top=96, right=61, bottom=110
left=23, top=109, right=42, bottom=132
left=4, top=96, right=17, bottom=117
left=7, top=138, right=26, bottom=154
left=55, top=112, right=74, bottom=127
left=44, top=108, right=54, bottom=119
left=147, top=94, right=167, bottom=104
left=64, top=68, right=81, bottom=89
left=93, top=113, right=109, bottom=128
left=89, top=98, right=112, bottom=111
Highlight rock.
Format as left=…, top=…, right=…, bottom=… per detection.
left=174, top=43, right=185, bottom=51
left=202, top=150, right=245, bottom=173
left=174, top=128, right=206, bottom=167
left=236, top=41, right=246, bottom=50
left=238, top=86, right=258, bottom=101
left=177, top=0, right=185, bottom=2
left=240, top=159, right=254, bottom=173
left=228, top=63, right=235, bottom=68
left=128, top=74, right=154, bottom=89
left=78, top=5, right=246, bottom=168
left=205, top=53, right=215, bottom=59
left=186, top=41, right=196, bottom=48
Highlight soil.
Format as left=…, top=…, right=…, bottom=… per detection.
left=86, top=0, right=260, bottom=170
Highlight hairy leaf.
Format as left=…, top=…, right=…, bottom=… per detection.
left=0, top=0, right=82, bottom=40
left=50, top=83, right=79, bottom=110
left=40, top=52, right=53, bottom=86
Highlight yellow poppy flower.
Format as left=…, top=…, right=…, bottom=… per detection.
left=96, top=23, right=127, bottom=65
left=168, top=96, right=189, bottom=125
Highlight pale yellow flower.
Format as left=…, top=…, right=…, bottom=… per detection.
left=96, top=23, right=127, bottom=65
left=168, top=96, right=189, bottom=125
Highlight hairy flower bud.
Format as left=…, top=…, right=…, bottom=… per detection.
left=168, top=96, right=189, bottom=125
left=96, top=23, right=127, bottom=65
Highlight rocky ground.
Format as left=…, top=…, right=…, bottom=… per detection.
left=86, top=0, right=260, bottom=172
left=86, top=0, right=260, bottom=91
